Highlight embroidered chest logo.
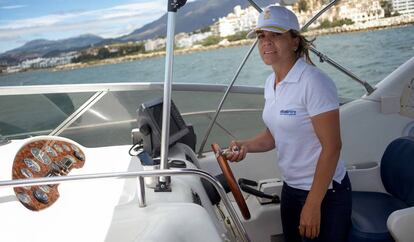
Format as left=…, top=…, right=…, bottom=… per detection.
left=280, top=110, right=296, bottom=116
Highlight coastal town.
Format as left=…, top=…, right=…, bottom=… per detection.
left=1, top=0, right=413, bottom=74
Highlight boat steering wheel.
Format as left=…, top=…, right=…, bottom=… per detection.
left=211, top=143, right=251, bottom=220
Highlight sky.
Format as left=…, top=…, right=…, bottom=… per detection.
left=0, top=0, right=192, bottom=54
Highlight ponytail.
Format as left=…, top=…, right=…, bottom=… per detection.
left=289, top=30, right=315, bottom=66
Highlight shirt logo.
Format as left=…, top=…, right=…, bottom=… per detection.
left=280, top=110, right=296, bottom=116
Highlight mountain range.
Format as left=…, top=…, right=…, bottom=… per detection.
left=0, top=34, right=105, bottom=65
left=0, top=0, right=277, bottom=65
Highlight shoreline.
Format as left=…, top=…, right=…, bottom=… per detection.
left=303, top=15, right=414, bottom=37
left=52, top=39, right=254, bottom=72
left=3, top=17, right=414, bottom=74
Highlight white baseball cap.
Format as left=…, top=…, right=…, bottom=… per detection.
left=247, top=5, right=300, bottom=38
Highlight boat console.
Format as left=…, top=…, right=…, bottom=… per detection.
left=11, top=137, right=85, bottom=211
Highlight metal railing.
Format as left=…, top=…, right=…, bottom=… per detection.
left=197, top=41, right=258, bottom=158
left=0, top=168, right=251, bottom=242
left=0, top=82, right=263, bottom=96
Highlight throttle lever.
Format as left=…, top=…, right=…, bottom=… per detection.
left=238, top=178, right=280, bottom=204
left=239, top=178, right=258, bottom=187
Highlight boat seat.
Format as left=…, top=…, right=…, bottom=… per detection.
left=349, top=136, right=414, bottom=242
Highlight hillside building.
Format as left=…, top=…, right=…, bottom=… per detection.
left=175, top=32, right=212, bottom=48
left=392, top=0, right=414, bottom=15
left=337, top=0, right=385, bottom=23
left=212, top=6, right=258, bottom=37
left=144, top=38, right=166, bottom=52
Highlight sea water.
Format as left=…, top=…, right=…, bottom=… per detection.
left=0, top=25, right=413, bottom=99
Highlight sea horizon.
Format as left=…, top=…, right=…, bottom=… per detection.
left=0, top=25, right=413, bottom=100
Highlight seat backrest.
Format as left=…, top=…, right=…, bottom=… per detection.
left=381, top=136, right=414, bottom=206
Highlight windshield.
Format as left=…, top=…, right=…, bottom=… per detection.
left=0, top=84, right=264, bottom=150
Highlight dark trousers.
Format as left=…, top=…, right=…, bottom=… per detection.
left=280, top=173, right=352, bottom=242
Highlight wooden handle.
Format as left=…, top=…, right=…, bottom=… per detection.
left=211, top=143, right=250, bottom=220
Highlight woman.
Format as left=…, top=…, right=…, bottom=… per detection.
left=226, top=5, right=352, bottom=242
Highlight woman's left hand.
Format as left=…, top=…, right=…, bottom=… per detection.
left=299, top=201, right=321, bottom=239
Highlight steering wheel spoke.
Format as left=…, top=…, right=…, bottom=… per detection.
left=211, top=143, right=250, bottom=220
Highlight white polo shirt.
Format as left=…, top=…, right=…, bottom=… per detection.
left=262, top=58, right=346, bottom=190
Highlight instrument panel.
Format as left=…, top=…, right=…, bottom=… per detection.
left=12, top=138, right=85, bottom=211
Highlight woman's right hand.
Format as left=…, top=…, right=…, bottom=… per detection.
left=225, top=140, right=247, bottom=162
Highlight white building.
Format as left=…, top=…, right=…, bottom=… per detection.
left=144, top=38, right=166, bottom=52
left=19, top=54, right=77, bottom=69
left=214, top=6, right=258, bottom=37
left=337, top=0, right=385, bottom=23
left=175, top=32, right=213, bottom=48
left=392, top=0, right=414, bottom=16
left=295, top=0, right=385, bottom=28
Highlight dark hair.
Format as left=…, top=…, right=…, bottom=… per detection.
left=289, top=30, right=315, bottom=66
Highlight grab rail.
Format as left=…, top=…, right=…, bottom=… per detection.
left=0, top=168, right=251, bottom=242
left=0, top=82, right=263, bottom=96
left=301, top=0, right=339, bottom=31
left=197, top=42, right=258, bottom=158
left=308, top=47, right=375, bottom=94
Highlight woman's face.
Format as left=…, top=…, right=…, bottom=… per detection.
left=257, top=30, right=298, bottom=67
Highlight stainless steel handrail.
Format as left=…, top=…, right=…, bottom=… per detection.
left=301, top=0, right=340, bottom=31
left=0, top=82, right=263, bottom=96
left=0, top=168, right=250, bottom=242
left=297, top=0, right=375, bottom=94
left=159, top=9, right=177, bottom=183
left=309, top=47, right=375, bottom=94
left=197, top=41, right=258, bottom=158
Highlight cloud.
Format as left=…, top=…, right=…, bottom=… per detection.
left=1, top=5, right=27, bottom=10
left=0, top=1, right=165, bottom=40
left=2, top=14, right=78, bottom=30
left=0, top=1, right=170, bottom=53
